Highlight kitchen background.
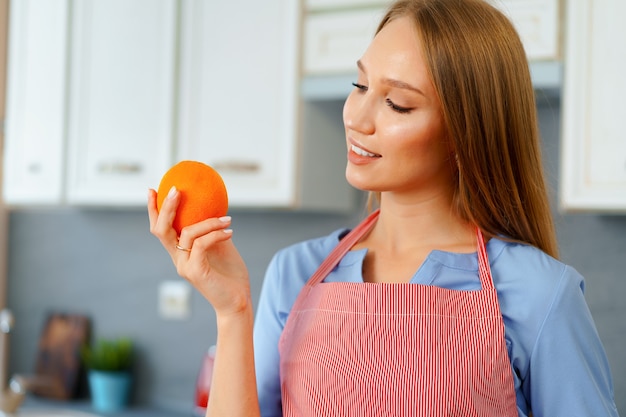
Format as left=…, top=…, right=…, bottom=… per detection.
left=2, top=0, right=626, bottom=415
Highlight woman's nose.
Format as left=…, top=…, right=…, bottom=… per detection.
left=343, top=91, right=375, bottom=135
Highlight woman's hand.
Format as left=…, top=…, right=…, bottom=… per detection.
left=147, top=186, right=251, bottom=317
left=149, top=186, right=261, bottom=417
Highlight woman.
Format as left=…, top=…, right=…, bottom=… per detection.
left=148, top=0, right=619, bottom=416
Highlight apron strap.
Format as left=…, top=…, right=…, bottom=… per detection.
left=306, top=209, right=494, bottom=290
left=476, top=228, right=495, bottom=290
left=306, top=209, right=380, bottom=287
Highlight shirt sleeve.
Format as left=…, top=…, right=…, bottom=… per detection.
left=526, top=265, right=619, bottom=417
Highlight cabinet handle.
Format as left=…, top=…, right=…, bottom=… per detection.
left=27, top=163, right=42, bottom=174
left=98, top=162, right=143, bottom=174
left=211, top=161, right=261, bottom=173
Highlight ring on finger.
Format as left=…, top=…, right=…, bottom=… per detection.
left=175, top=244, right=191, bottom=252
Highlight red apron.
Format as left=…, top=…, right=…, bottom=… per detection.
left=279, top=210, right=518, bottom=416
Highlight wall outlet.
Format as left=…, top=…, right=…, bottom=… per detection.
left=158, top=280, right=192, bottom=320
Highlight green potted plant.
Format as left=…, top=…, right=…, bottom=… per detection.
left=81, top=337, right=133, bottom=413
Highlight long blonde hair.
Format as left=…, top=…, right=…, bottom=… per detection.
left=373, top=0, right=559, bottom=258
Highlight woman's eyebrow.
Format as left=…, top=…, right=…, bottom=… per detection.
left=357, top=59, right=368, bottom=74
left=356, top=59, right=426, bottom=97
left=382, top=78, right=425, bottom=97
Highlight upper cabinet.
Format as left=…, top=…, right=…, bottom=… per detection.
left=174, top=0, right=352, bottom=210
left=306, top=0, right=391, bottom=9
left=3, top=0, right=355, bottom=211
left=490, top=0, right=561, bottom=61
left=560, top=0, right=626, bottom=212
left=3, top=0, right=69, bottom=204
left=176, top=0, right=341, bottom=209
left=65, top=0, right=177, bottom=206
left=303, top=6, right=387, bottom=77
left=4, top=0, right=176, bottom=207
left=301, top=0, right=562, bottom=99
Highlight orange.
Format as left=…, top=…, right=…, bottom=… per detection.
left=156, top=160, right=229, bottom=234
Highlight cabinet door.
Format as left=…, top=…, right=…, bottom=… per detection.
left=491, top=0, right=561, bottom=60
left=65, top=0, right=176, bottom=206
left=3, top=0, right=69, bottom=205
left=305, top=0, right=392, bottom=11
left=303, top=7, right=386, bottom=75
left=177, top=0, right=300, bottom=207
left=303, top=1, right=560, bottom=78
left=560, top=0, right=626, bottom=212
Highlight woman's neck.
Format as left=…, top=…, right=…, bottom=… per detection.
left=360, top=191, right=476, bottom=256
left=354, top=191, right=477, bottom=283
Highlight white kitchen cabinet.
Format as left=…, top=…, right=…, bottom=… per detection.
left=3, top=0, right=69, bottom=204
left=560, top=0, right=626, bottom=212
left=303, top=7, right=387, bottom=76
left=491, top=0, right=561, bottom=61
left=3, top=0, right=177, bottom=207
left=65, top=0, right=177, bottom=206
left=304, top=0, right=393, bottom=13
left=4, top=0, right=355, bottom=210
left=306, top=0, right=391, bottom=11
left=301, top=0, right=562, bottom=100
left=176, top=0, right=354, bottom=210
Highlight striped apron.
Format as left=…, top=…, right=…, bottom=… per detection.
left=279, top=210, right=518, bottom=416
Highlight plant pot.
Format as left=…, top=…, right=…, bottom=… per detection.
left=87, top=370, right=132, bottom=413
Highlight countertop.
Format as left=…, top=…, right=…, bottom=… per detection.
left=18, top=396, right=197, bottom=417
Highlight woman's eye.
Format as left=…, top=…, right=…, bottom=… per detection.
left=350, top=82, right=413, bottom=114
left=386, top=98, right=413, bottom=114
left=352, top=82, right=368, bottom=92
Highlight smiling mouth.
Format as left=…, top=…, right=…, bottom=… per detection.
left=351, top=144, right=381, bottom=158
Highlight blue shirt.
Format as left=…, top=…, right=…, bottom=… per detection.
left=253, top=228, right=619, bottom=417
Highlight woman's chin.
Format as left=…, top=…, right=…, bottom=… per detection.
left=345, top=172, right=381, bottom=193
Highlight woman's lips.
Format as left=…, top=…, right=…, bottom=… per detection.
left=348, top=143, right=381, bottom=164
left=350, top=144, right=381, bottom=158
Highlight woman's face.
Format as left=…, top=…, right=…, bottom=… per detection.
left=343, top=16, right=454, bottom=202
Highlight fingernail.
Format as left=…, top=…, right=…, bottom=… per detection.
left=219, top=216, right=231, bottom=223
left=223, top=229, right=233, bottom=234
left=167, top=186, right=177, bottom=200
